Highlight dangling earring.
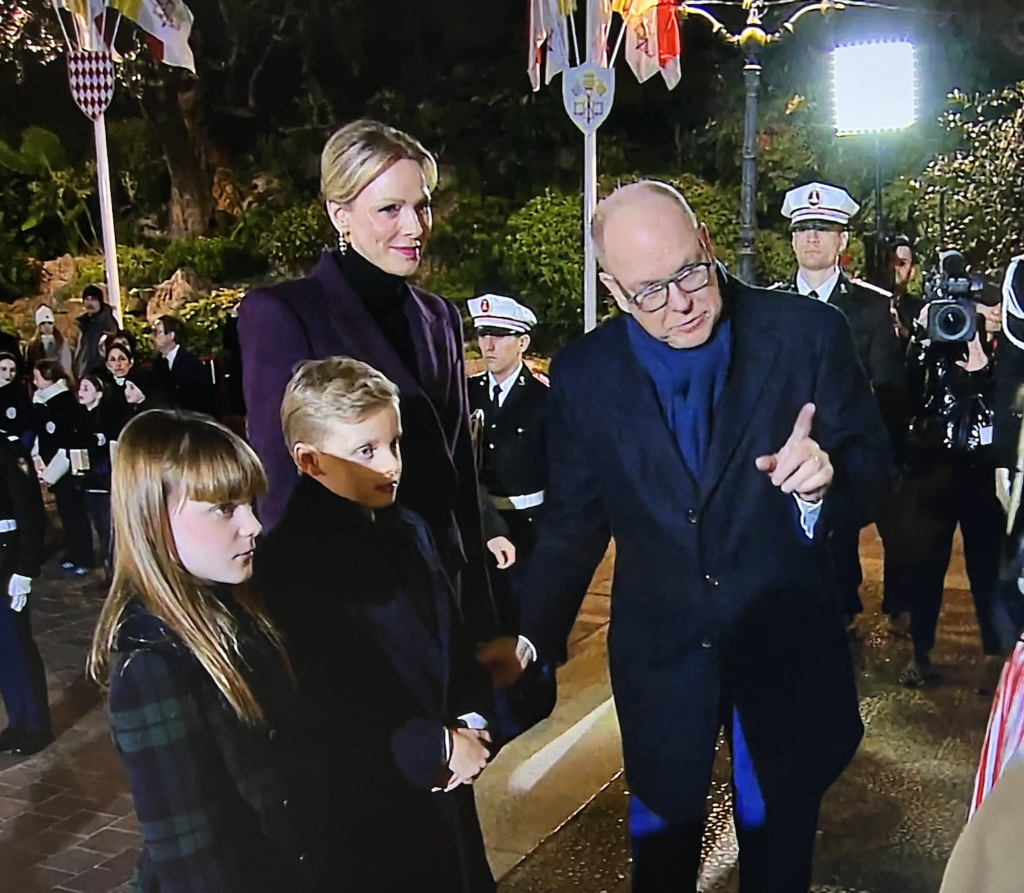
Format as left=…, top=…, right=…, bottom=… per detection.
left=338, top=232, right=348, bottom=254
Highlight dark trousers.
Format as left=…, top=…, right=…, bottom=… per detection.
left=488, top=508, right=539, bottom=634
left=84, top=490, right=111, bottom=571
left=52, top=477, right=93, bottom=569
left=630, top=790, right=821, bottom=893
left=884, top=458, right=1004, bottom=658
left=831, top=520, right=864, bottom=616
left=0, top=592, right=51, bottom=734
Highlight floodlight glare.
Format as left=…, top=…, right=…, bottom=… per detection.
left=832, top=40, right=918, bottom=135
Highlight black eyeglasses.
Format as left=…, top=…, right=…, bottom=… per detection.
left=615, top=260, right=713, bottom=313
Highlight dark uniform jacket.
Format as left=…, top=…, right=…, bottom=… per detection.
left=31, top=383, right=86, bottom=466
left=155, top=347, right=217, bottom=417
left=239, top=251, right=495, bottom=641
left=521, top=274, right=893, bottom=824
left=468, top=365, right=549, bottom=504
left=253, top=475, right=497, bottom=893
left=77, top=401, right=122, bottom=492
left=777, top=273, right=905, bottom=448
left=107, top=597, right=324, bottom=893
left=0, top=435, right=46, bottom=579
left=0, top=380, right=34, bottom=447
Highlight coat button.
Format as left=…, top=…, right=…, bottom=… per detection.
left=299, top=853, right=307, bottom=864
left=268, top=729, right=278, bottom=741
left=517, top=428, right=523, bottom=433
left=490, top=424, right=496, bottom=429
left=686, top=509, right=698, bottom=524
left=704, top=575, right=718, bottom=587
left=282, top=799, right=290, bottom=808
left=701, top=637, right=712, bottom=649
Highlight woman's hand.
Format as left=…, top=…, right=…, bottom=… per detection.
left=448, top=728, right=491, bottom=784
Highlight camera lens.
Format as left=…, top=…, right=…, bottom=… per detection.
left=936, top=305, right=971, bottom=340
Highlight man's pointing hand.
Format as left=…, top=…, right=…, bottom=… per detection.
left=755, top=403, right=833, bottom=504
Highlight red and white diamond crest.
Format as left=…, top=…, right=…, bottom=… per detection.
left=67, top=50, right=115, bottom=122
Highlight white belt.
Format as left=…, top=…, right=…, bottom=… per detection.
left=0, top=520, right=17, bottom=533
left=493, top=490, right=545, bottom=511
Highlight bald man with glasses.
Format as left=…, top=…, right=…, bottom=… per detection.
left=485, top=180, right=894, bottom=892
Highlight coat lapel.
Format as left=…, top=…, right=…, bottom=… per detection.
left=604, top=320, right=700, bottom=503
left=311, top=254, right=424, bottom=398
left=699, top=282, right=783, bottom=501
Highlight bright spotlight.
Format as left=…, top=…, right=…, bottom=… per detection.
left=831, top=40, right=918, bottom=135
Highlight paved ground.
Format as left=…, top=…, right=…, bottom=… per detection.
left=0, top=526, right=998, bottom=892
left=499, top=528, right=996, bottom=893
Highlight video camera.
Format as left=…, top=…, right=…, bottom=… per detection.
left=924, top=250, right=996, bottom=343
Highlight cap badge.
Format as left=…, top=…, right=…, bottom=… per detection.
left=808, top=189, right=822, bottom=207
left=480, top=298, right=491, bottom=314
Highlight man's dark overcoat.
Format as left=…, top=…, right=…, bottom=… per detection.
left=520, top=273, right=894, bottom=825
left=238, top=252, right=495, bottom=640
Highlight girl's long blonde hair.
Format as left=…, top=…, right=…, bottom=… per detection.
left=88, top=410, right=288, bottom=725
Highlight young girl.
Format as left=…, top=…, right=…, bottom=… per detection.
left=32, top=359, right=93, bottom=577
left=76, top=375, right=120, bottom=575
left=26, top=306, right=72, bottom=375
left=88, top=410, right=324, bottom=893
left=0, top=351, right=33, bottom=447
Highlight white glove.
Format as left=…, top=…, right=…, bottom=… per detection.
left=997, top=468, right=1012, bottom=515
left=8, top=574, right=31, bottom=612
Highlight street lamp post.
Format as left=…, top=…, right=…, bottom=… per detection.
left=683, top=0, right=848, bottom=285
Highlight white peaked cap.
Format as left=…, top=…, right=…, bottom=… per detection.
left=782, top=182, right=861, bottom=227
left=35, top=306, right=55, bottom=325
left=468, top=294, right=537, bottom=334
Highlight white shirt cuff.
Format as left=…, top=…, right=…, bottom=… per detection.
left=794, top=494, right=823, bottom=539
left=516, top=636, right=537, bottom=668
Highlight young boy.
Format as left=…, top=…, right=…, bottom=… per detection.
left=252, top=357, right=497, bottom=893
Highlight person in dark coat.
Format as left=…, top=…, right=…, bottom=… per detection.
left=252, top=357, right=496, bottom=893
left=151, top=315, right=217, bottom=416
left=75, top=374, right=121, bottom=575
left=31, top=359, right=93, bottom=576
left=0, top=351, right=34, bottom=450
left=488, top=182, right=893, bottom=892
left=773, top=181, right=905, bottom=623
left=87, top=410, right=326, bottom=893
left=73, top=284, right=119, bottom=379
left=238, top=118, right=495, bottom=641
left=466, top=293, right=549, bottom=634
left=0, top=427, right=52, bottom=755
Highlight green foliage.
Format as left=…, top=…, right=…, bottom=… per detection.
left=915, top=82, right=1024, bottom=278
left=179, top=289, right=244, bottom=358
left=422, top=193, right=514, bottom=301
left=120, top=313, right=154, bottom=360
left=228, top=197, right=330, bottom=276
left=501, top=189, right=584, bottom=347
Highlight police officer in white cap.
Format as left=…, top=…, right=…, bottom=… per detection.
left=776, top=181, right=905, bottom=624
left=468, top=292, right=549, bottom=633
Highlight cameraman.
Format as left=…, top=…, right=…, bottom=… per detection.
left=889, top=261, right=1004, bottom=687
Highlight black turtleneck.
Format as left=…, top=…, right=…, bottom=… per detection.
left=335, top=248, right=420, bottom=381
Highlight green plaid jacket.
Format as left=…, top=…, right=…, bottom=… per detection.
left=108, top=600, right=320, bottom=893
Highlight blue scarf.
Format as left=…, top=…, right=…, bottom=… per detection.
left=625, top=313, right=767, bottom=831
left=626, top=315, right=732, bottom=477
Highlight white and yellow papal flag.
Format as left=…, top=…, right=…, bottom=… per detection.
left=109, top=0, right=196, bottom=72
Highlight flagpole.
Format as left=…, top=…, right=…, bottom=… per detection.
left=92, top=113, right=122, bottom=324
left=583, top=129, right=598, bottom=332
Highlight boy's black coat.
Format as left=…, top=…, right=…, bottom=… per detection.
left=252, top=475, right=497, bottom=893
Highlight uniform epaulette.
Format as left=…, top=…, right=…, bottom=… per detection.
left=767, top=282, right=788, bottom=291
left=849, top=277, right=893, bottom=298
left=469, top=371, right=487, bottom=381
left=534, top=371, right=550, bottom=387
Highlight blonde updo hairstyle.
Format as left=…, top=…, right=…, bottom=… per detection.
left=320, top=119, right=439, bottom=209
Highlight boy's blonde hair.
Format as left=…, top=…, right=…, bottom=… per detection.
left=281, top=357, right=400, bottom=450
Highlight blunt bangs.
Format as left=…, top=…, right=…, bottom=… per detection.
left=171, top=424, right=267, bottom=507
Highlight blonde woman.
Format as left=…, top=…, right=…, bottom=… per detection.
left=88, top=411, right=323, bottom=893
left=238, top=119, right=496, bottom=642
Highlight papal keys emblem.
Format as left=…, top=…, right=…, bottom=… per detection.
left=67, top=50, right=115, bottom=122
left=562, top=62, right=616, bottom=137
